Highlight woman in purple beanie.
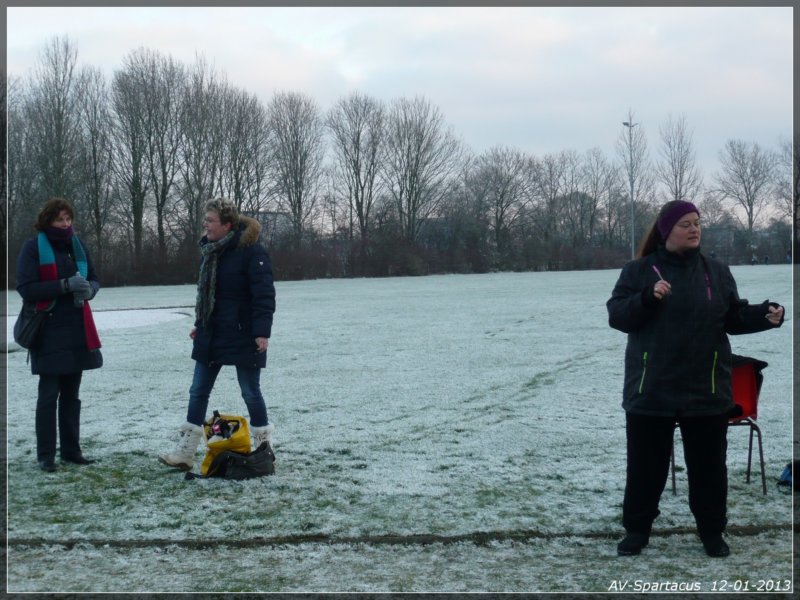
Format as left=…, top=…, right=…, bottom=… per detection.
left=606, top=200, right=784, bottom=558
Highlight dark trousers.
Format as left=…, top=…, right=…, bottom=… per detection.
left=36, top=372, right=83, bottom=462
left=623, top=412, right=728, bottom=535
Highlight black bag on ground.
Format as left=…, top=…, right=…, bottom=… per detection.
left=13, top=302, right=50, bottom=349
left=187, top=442, right=275, bottom=480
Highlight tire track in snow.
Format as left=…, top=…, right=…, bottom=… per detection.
left=7, top=522, right=795, bottom=550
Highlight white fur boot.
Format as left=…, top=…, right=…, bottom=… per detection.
left=251, top=422, right=275, bottom=450
left=158, top=422, right=204, bottom=470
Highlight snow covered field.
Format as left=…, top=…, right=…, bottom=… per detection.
left=5, top=267, right=794, bottom=593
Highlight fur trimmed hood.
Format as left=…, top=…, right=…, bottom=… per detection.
left=200, top=215, right=262, bottom=248
left=238, top=216, right=261, bottom=247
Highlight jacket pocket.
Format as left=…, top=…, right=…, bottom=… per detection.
left=638, top=351, right=649, bottom=394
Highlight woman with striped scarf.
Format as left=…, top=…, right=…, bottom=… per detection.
left=15, top=197, right=103, bottom=473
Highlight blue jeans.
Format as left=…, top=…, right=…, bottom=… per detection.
left=186, top=361, right=269, bottom=427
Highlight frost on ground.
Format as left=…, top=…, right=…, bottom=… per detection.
left=5, top=267, right=793, bottom=593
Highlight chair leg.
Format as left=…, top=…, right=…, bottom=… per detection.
left=746, top=425, right=754, bottom=483
left=742, top=420, right=767, bottom=495
left=752, top=422, right=766, bottom=495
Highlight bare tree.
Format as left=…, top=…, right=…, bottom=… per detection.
left=267, top=91, right=326, bottom=247
left=125, top=48, right=187, bottom=262
left=616, top=108, right=653, bottom=258
left=582, top=147, right=622, bottom=246
left=773, top=136, right=792, bottom=223
left=695, top=194, right=733, bottom=228
left=714, top=139, right=775, bottom=245
left=325, top=162, right=355, bottom=241
left=792, top=135, right=800, bottom=256
left=219, top=86, right=271, bottom=216
left=655, top=113, right=702, bottom=202
left=436, top=153, right=496, bottom=271
left=111, top=62, right=151, bottom=270
left=326, top=91, right=386, bottom=257
left=558, top=149, right=590, bottom=245
left=75, top=65, right=115, bottom=268
left=381, top=96, right=464, bottom=242
left=467, top=146, right=534, bottom=254
left=318, top=165, right=344, bottom=238
left=26, top=36, right=84, bottom=201
left=794, top=135, right=800, bottom=223
left=454, top=149, right=486, bottom=227
left=175, top=56, right=228, bottom=256
left=531, top=151, right=567, bottom=244
left=7, top=75, right=40, bottom=253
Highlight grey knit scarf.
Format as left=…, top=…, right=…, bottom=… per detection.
left=195, top=230, right=236, bottom=327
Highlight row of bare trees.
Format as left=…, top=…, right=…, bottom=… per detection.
left=5, top=37, right=794, bottom=285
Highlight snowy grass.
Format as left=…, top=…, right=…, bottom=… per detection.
left=5, top=266, right=793, bottom=593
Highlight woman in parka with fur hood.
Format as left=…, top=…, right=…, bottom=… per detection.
left=607, top=200, right=784, bottom=558
left=159, top=198, right=276, bottom=471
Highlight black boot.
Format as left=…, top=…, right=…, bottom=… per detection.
left=699, top=533, right=730, bottom=557
left=59, top=396, right=83, bottom=460
left=62, top=454, right=96, bottom=465
left=36, top=377, right=59, bottom=466
left=38, top=459, right=57, bottom=472
left=617, top=532, right=649, bottom=556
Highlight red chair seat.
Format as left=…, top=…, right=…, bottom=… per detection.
left=671, top=355, right=768, bottom=495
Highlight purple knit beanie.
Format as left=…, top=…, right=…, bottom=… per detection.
left=657, top=200, right=700, bottom=239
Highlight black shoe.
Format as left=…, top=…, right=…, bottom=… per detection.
left=62, top=455, right=97, bottom=465
left=700, top=533, right=730, bottom=557
left=38, top=460, right=57, bottom=472
left=617, top=532, right=649, bottom=556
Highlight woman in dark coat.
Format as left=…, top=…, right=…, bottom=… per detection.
left=15, top=197, right=103, bottom=472
left=159, top=198, right=276, bottom=470
left=607, top=200, right=784, bottom=557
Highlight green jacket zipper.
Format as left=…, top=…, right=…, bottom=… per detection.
left=638, top=351, right=648, bottom=394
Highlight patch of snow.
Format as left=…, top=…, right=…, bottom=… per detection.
left=5, top=266, right=793, bottom=592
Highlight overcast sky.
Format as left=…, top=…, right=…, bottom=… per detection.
left=6, top=6, right=793, bottom=179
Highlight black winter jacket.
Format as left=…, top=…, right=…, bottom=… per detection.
left=191, top=216, right=276, bottom=369
left=607, top=246, right=781, bottom=416
left=15, top=235, right=103, bottom=375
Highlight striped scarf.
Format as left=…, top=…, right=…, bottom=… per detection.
left=37, top=232, right=102, bottom=350
left=195, top=230, right=236, bottom=327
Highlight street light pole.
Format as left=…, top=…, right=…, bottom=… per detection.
left=622, top=120, right=638, bottom=260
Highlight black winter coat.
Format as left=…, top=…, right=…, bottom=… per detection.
left=191, top=216, right=276, bottom=369
left=15, top=235, right=103, bottom=375
left=607, top=246, right=781, bottom=417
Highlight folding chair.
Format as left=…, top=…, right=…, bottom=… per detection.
left=671, top=354, right=768, bottom=495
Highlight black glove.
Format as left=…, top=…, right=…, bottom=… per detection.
left=767, top=301, right=785, bottom=327
left=641, top=284, right=659, bottom=308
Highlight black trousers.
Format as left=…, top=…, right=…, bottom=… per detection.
left=36, top=372, right=83, bottom=462
left=623, top=412, right=728, bottom=535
